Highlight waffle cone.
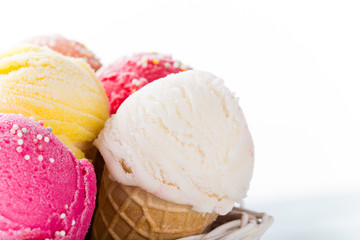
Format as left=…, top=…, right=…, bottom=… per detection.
left=91, top=167, right=218, bottom=240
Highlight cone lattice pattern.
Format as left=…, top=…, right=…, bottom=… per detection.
left=92, top=167, right=218, bottom=240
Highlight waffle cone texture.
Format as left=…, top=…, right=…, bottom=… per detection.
left=92, top=167, right=218, bottom=240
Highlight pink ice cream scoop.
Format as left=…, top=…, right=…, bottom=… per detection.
left=0, top=114, right=96, bottom=240
left=24, top=35, right=102, bottom=72
left=98, top=53, right=190, bottom=114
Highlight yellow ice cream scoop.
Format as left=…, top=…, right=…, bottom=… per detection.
left=0, top=45, right=109, bottom=159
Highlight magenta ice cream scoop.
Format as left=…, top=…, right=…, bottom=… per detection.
left=0, top=113, right=96, bottom=240
left=98, top=52, right=190, bottom=114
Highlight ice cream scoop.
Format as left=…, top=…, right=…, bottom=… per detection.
left=95, top=70, right=254, bottom=215
left=92, top=70, right=254, bottom=239
left=24, top=35, right=102, bottom=71
left=98, top=52, right=190, bottom=114
left=0, top=45, right=109, bottom=159
left=0, top=113, right=96, bottom=240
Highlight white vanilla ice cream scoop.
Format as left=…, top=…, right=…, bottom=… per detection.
left=94, top=70, right=254, bottom=215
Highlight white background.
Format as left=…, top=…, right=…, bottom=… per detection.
left=1, top=1, right=360, bottom=239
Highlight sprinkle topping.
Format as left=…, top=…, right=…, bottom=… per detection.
left=72, top=220, right=76, bottom=225
left=8, top=119, right=55, bottom=163
left=60, top=213, right=66, bottom=219
left=55, top=230, right=66, bottom=236
left=132, top=78, right=141, bottom=86
left=17, top=130, right=23, bottom=138
left=59, top=231, right=66, bottom=236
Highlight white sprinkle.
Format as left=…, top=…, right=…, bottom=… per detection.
left=29, top=116, right=35, bottom=121
left=24, top=155, right=30, bottom=160
left=21, top=128, right=27, bottom=133
left=60, top=213, right=66, bottom=219
left=17, top=130, right=23, bottom=138
left=164, top=62, right=170, bottom=68
left=37, top=134, right=43, bottom=140
left=38, top=155, right=43, bottom=161
left=72, top=220, right=75, bottom=225
left=132, top=78, right=142, bottom=86
left=44, top=137, right=50, bottom=143
left=12, top=124, right=19, bottom=130
left=59, top=230, right=65, bottom=236
left=49, top=158, right=55, bottom=163
left=173, top=61, right=180, bottom=68
left=16, top=146, right=23, bottom=153
left=10, top=129, right=16, bottom=134
left=17, top=139, right=23, bottom=145
left=64, top=204, right=69, bottom=209
left=141, top=61, right=148, bottom=68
